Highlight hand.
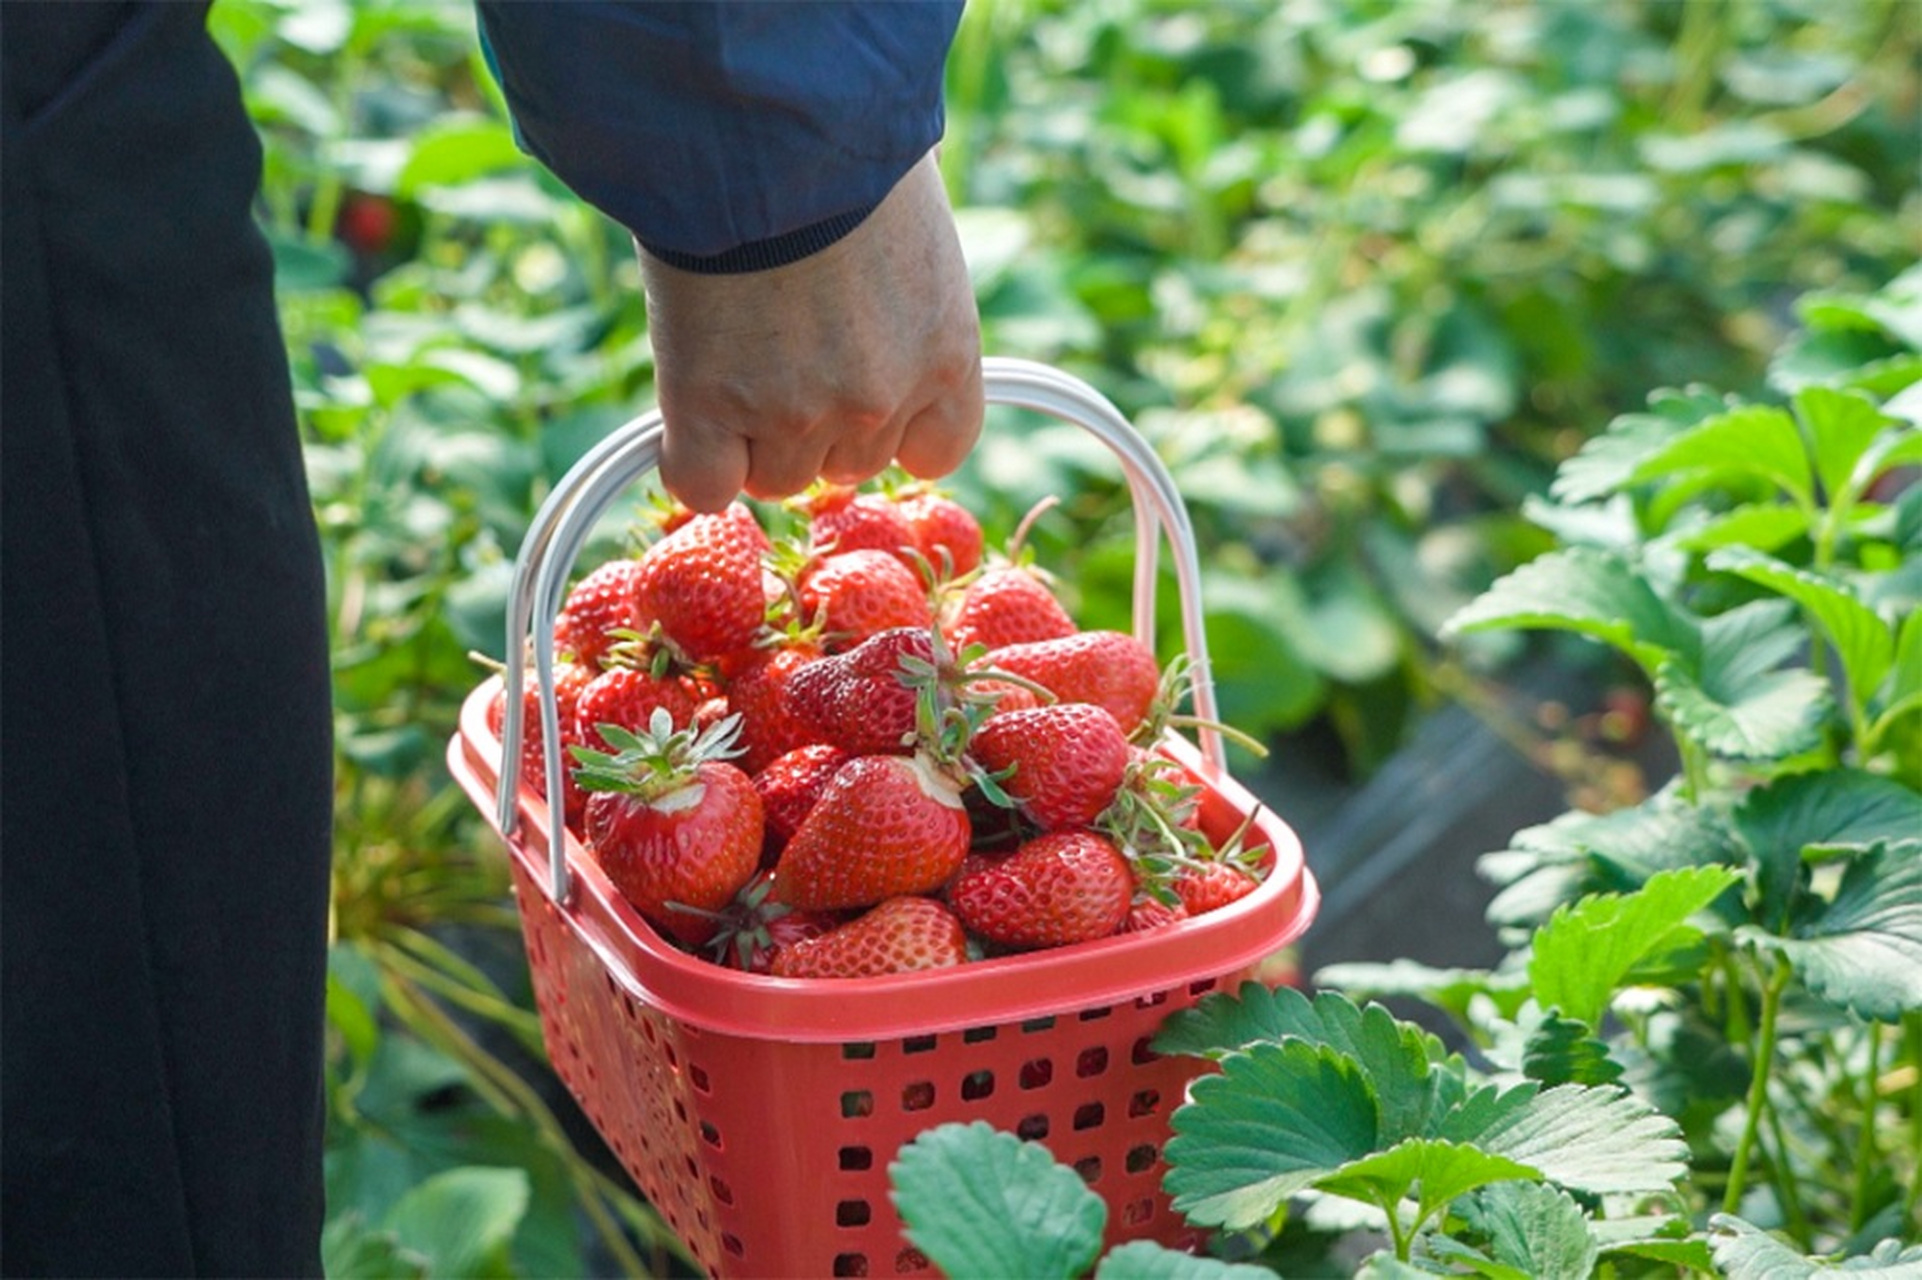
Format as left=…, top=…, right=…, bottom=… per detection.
left=639, top=151, right=984, bottom=513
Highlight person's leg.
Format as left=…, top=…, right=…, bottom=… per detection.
left=2, top=5, right=333, bottom=1275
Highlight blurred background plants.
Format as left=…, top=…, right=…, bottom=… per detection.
left=211, top=0, right=1918, bottom=1272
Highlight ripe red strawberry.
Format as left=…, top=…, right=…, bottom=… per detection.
left=771, top=754, right=971, bottom=911
left=785, top=627, right=932, bottom=756
left=633, top=503, right=768, bottom=664
left=753, top=743, right=851, bottom=864
left=1174, top=862, right=1261, bottom=917
left=556, top=558, right=645, bottom=670
left=987, top=631, right=1160, bottom=734
left=489, top=661, right=594, bottom=827
left=949, top=830, right=1133, bottom=950
left=575, top=665, right=700, bottom=751
left=701, top=874, right=840, bottom=973
left=1122, top=895, right=1189, bottom=933
left=945, top=567, right=1076, bottom=651
left=970, top=703, right=1131, bottom=831
left=898, top=491, right=984, bottom=577
left=769, top=896, right=970, bottom=978
left=573, top=711, right=764, bottom=947
left=725, top=638, right=829, bottom=774
left=804, top=485, right=917, bottom=561
left=801, top=550, right=930, bottom=650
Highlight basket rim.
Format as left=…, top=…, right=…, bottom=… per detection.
left=450, top=677, right=1319, bottom=1043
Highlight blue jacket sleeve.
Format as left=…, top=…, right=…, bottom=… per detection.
left=475, top=1, right=962, bottom=273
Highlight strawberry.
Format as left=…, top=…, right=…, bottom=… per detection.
left=572, top=710, right=764, bottom=947
left=701, top=874, right=840, bottom=973
left=556, top=558, right=645, bottom=670
left=800, top=550, right=930, bottom=650
left=633, top=503, right=769, bottom=664
left=949, top=830, right=1133, bottom=950
left=753, top=743, right=851, bottom=864
left=769, top=896, right=970, bottom=978
left=898, top=490, right=984, bottom=578
left=575, top=665, right=700, bottom=751
left=785, top=627, right=933, bottom=757
left=489, top=661, right=594, bottom=827
left=986, top=631, right=1161, bottom=734
left=803, top=484, right=917, bottom=562
left=945, top=567, right=1076, bottom=651
left=1122, top=895, right=1189, bottom=933
left=771, top=753, right=971, bottom=911
left=1174, top=862, right=1261, bottom=917
left=724, top=637, right=829, bottom=774
left=970, top=703, right=1131, bottom=831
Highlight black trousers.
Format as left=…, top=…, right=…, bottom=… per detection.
left=2, top=4, right=333, bottom=1275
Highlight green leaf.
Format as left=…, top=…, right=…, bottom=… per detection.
left=1441, top=547, right=1697, bottom=673
left=1164, top=1042, right=1381, bottom=1229
left=1310, top=961, right=1532, bottom=1028
left=396, top=117, right=526, bottom=195
left=1154, top=986, right=1459, bottom=1139
left=1093, top=1241, right=1276, bottom=1279
left=1529, top=865, right=1744, bottom=1029
left=1655, top=652, right=1831, bottom=762
left=1625, top=404, right=1814, bottom=508
left=1663, top=503, right=1811, bottom=555
left=1604, top=1238, right=1717, bottom=1270
left=320, top=1213, right=429, bottom=1280
left=1316, top=1138, right=1540, bottom=1225
left=1461, top=1182, right=1600, bottom=1280
left=1744, top=840, right=1922, bottom=1021
left=1550, top=413, right=1687, bottom=505
left=1708, top=1213, right=1922, bottom=1277
left=325, top=970, right=380, bottom=1072
left=1520, top=1013, right=1624, bottom=1087
left=1735, top=769, right=1922, bottom=929
left=1795, top=385, right=1896, bottom=508
left=1438, top=1082, right=1687, bottom=1195
left=1708, top=547, right=1897, bottom=712
left=891, top=1122, right=1107, bottom=1280
left=383, top=1166, right=529, bottom=1280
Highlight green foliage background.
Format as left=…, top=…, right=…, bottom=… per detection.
left=210, top=0, right=1919, bottom=1273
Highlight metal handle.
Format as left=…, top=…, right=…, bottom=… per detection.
left=498, top=357, right=1224, bottom=905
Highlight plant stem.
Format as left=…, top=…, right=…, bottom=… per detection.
left=1905, top=1013, right=1921, bottom=1226
left=1382, top=1195, right=1411, bottom=1262
left=1851, top=1022, right=1884, bottom=1233
left=1724, top=953, right=1791, bottom=1215
left=1764, top=1093, right=1812, bottom=1249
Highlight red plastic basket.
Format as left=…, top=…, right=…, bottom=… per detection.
left=448, top=359, right=1319, bottom=1278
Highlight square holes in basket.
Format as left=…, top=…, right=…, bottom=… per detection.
left=534, top=924, right=1229, bottom=1280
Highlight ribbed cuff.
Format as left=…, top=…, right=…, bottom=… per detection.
left=638, top=203, right=879, bottom=275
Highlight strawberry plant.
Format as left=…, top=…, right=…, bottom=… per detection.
left=890, top=272, right=1920, bottom=1275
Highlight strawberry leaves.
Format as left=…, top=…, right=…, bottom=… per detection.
left=1156, top=987, right=1686, bottom=1238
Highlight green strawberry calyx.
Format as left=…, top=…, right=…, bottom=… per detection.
left=569, top=707, right=746, bottom=805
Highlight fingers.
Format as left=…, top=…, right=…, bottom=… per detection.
left=892, top=358, right=984, bottom=481
left=658, top=412, right=752, bottom=514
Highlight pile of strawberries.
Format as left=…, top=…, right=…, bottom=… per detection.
left=488, top=481, right=1269, bottom=979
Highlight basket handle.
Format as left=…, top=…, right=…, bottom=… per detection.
left=498, top=357, right=1225, bottom=905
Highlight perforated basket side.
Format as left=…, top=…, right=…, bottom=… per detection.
left=513, top=838, right=1237, bottom=1278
